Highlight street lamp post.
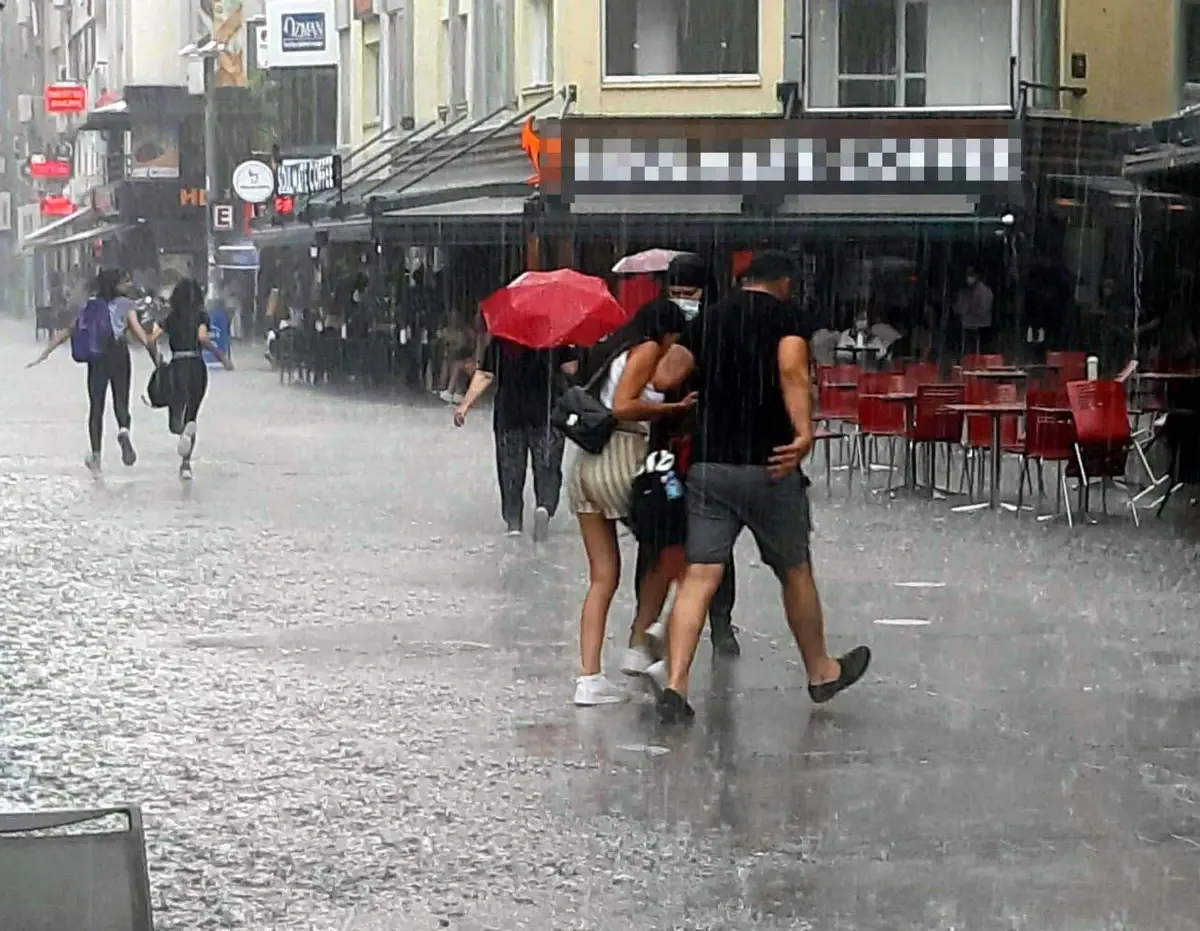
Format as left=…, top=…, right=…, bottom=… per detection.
left=180, top=40, right=226, bottom=300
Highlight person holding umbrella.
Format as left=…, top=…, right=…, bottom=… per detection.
left=453, top=270, right=624, bottom=541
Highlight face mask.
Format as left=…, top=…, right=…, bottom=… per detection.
left=674, top=298, right=701, bottom=320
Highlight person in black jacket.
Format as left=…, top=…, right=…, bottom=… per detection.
left=627, top=255, right=741, bottom=667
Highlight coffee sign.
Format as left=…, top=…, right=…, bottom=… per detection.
left=275, top=154, right=341, bottom=196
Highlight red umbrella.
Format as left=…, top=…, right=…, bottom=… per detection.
left=480, top=269, right=629, bottom=349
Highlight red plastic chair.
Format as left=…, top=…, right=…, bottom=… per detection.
left=959, top=378, right=1008, bottom=500
left=856, top=373, right=908, bottom=489
left=962, top=353, right=1006, bottom=371
left=816, top=363, right=860, bottom=426
left=904, top=362, right=940, bottom=389
left=1046, top=350, right=1088, bottom=381
left=1015, top=389, right=1079, bottom=524
left=1066, top=379, right=1135, bottom=520
left=908, top=383, right=965, bottom=492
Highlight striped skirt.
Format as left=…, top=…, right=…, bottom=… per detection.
left=568, top=429, right=648, bottom=520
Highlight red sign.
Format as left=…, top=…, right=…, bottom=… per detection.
left=40, top=195, right=77, bottom=217
left=274, top=195, right=295, bottom=215
left=44, top=83, right=88, bottom=115
left=29, top=155, right=72, bottom=180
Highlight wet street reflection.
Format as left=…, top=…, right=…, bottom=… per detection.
left=3, top=322, right=1199, bottom=930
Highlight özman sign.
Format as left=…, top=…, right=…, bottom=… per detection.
left=264, top=0, right=338, bottom=68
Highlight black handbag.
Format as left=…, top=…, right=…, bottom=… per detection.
left=551, top=356, right=618, bottom=454
left=146, top=362, right=173, bottom=409
left=629, top=449, right=688, bottom=550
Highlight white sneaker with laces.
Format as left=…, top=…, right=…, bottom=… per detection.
left=620, top=645, right=654, bottom=677
left=646, top=620, right=666, bottom=645
left=573, top=674, right=627, bottom=706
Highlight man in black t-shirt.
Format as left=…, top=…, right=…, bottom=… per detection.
left=454, top=335, right=572, bottom=540
left=650, top=250, right=871, bottom=722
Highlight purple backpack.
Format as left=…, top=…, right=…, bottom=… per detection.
left=70, top=298, right=114, bottom=363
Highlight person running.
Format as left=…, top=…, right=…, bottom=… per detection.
left=28, top=267, right=157, bottom=473
left=143, top=278, right=233, bottom=480
left=567, top=300, right=696, bottom=706
left=453, top=335, right=575, bottom=541
left=649, top=250, right=871, bottom=723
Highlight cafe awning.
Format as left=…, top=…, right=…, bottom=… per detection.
left=21, top=207, right=95, bottom=251
left=44, top=222, right=131, bottom=248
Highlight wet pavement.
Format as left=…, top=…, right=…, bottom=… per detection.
left=2, top=319, right=1200, bottom=930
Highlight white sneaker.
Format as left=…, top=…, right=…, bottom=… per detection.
left=177, top=422, right=197, bottom=458
left=646, top=620, right=666, bottom=646
left=438, top=389, right=454, bottom=403
left=532, top=506, right=551, bottom=542
left=620, top=645, right=654, bottom=677
left=643, top=660, right=668, bottom=695
left=84, top=453, right=102, bottom=474
left=573, top=674, right=627, bottom=706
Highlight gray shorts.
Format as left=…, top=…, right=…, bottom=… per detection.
left=685, top=463, right=812, bottom=571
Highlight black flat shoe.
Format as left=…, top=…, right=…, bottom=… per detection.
left=808, top=646, right=871, bottom=704
left=710, top=622, right=741, bottom=657
left=656, top=688, right=695, bottom=724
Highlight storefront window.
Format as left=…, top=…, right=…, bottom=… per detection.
left=604, top=0, right=759, bottom=79
left=808, top=0, right=1013, bottom=109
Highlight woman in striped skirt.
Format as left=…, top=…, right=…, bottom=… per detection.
left=569, top=300, right=695, bottom=706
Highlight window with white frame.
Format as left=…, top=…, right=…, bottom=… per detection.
left=442, top=0, right=468, bottom=114
left=808, top=0, right=1012, bottom=109
left=527, top=0, right=553, bottom=87
left=1019, top=0, right=1060, bottom=109
left=604, top=0, right=759, bottom=79
left=473, top=0, right=514, bottom=117
left=1182, top=0, right=1200, bottom=106
left=363, top=37, right=381, bottom=126
left=389, top=5, right=414, bottom=126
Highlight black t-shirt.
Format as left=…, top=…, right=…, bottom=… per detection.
left=164, top=310, right=210, bottom=354
left=480, top=338, right=573, bottom=429
left=679, top=289, right=815, bottom=467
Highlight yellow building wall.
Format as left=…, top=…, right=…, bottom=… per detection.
left=538, top=0, right=786, bottom=117
left=1062, top=0, right=1176, bottom=123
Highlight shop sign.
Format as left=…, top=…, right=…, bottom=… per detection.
left=212, top=204, right=235, bottom=230
left=265, top=0, right=338, bottom=69
left=231, top=159, right=275, bottom=204
left=44, top=83, right=87, bottom=114
left=40, top=195, right=77, bottom=217
left=91, top=184, right=119, bottom=217
left=275, top=154, right=341, bottom=196
left=180, top=188, right=208, bottom=207
left=558, top=119, right=1022, bottom=196
left=27, top=155, right=72, bottom=180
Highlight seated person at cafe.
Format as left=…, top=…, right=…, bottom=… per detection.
left=836, top=305, right=900, bottom=365
left=437, top=308, right=480, bottom=402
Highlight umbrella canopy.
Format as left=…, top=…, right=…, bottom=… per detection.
left=480, top=269, right=629, bottom=349
left=611, top=249, right=688, bottom=276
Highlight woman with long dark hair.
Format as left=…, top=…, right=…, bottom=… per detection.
left=566, top=300, right=695, bottom=705
left=143, top=278, right=233, bottom=480
left=28, top=267, right=157, bottom=473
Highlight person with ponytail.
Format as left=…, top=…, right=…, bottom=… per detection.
left=143, top=278, right=233, bottom=480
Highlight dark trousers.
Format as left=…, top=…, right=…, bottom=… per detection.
left=494, top=421, right=565, bottom=525
left=167, top=357, right=209, bottom=435
left=634, top=542, right=736, bottom=631
left=86, top=343, right=132, bottom=454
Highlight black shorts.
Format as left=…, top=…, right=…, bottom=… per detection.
left=685, top=463, right=812, bottom=572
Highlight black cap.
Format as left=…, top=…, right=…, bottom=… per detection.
left=665, top=253, right=708, bottom=290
